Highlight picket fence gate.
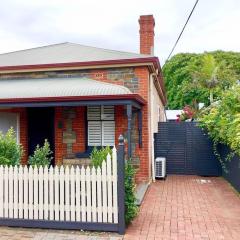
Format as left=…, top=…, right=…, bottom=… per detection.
left=0, top=145, right=125, bottom=233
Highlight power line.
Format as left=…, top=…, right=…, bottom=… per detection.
left=165, top=0, right=200, bottom=62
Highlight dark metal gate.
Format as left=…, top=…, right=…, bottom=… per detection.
left=154, top=122, right=221, bottom=176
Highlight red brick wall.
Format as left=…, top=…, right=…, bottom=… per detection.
left=0, top=66, right=151, bottom=182
left=134, top=67, right=150, bottom=182
left=72, top=107, right=86, bottom=153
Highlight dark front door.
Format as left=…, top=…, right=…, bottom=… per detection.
left=28, top=108, right=55, bottom=165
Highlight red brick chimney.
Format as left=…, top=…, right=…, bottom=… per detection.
left=139, top=15, right=155, bottom=55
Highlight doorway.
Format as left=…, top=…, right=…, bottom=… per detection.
left=28, top=107, right=55, bottom=165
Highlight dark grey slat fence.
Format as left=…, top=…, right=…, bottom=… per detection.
left=154, top=122, right=222, bottom=176
left=218, top=145, right=240, bottom=192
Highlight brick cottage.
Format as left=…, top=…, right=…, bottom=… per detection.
left=0, top=15, right=166, bottom=183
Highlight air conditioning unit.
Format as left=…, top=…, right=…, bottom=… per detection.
left=155, top=157, right=166, bottom=179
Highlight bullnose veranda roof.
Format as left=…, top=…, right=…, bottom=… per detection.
left=0, top=42, right=152, bottom=67
left=0, top=77, right=132, bottom=100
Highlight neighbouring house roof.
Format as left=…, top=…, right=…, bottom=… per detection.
left=166, top=110, right=183, bottom=120
left=0, top=42, right=151, bottom=67
left=0, top=77, right=146, bottom=105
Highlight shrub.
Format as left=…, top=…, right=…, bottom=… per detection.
left=28, top=139, right=52, bottom=167
left=90, top=147, right=139, bottom=225
left=0, top=128, right=23, bottom=166
left=125, top=161, right=139, bottom=225
left=198, top=86, right=240, bottom=171
left=90, top=146, right=112, bottom=167
left=178, top=105, right=196, bottom=122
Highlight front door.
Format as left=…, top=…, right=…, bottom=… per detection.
left=28, top=108, right=55, bottom=165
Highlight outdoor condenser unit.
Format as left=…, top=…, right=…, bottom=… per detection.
left=155, top=157, right=166, bottom=179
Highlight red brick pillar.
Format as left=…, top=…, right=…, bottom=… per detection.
left=55, top=107, right=64, bottom=165
left=139, top=15, right=155, bottom=55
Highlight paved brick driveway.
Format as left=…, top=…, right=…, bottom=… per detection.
left=124, top=175, right=240, bottom=240
left=0, top=175, right=240, bottom=240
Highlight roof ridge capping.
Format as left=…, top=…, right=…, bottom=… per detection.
left=0, top=42, right=152, bottom=57
left=66, top=42, right=152, bottom=57
left=0, top=42, right=70, bottom=56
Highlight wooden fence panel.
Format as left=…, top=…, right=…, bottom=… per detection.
left=18, top=166, right=23, bottom=219
left=39, top=166, right=44, bottom=220
left=9, top=166, right=13, bottom=219
left=0, top=146, right=119, bottom=226
left=70, top=166, right=75, bottom=222
left=49, top=167, right=54, bottom=221
left=86, top=167, right=91, bottom=222
left=23, top=166, right=28, bottom=219
left=107, top=154, right=113, bottom=223
left=43, top=166, right=49, bottom=220
left=96, top=167, right=102, bottom=223
left=75, top=166, right=80, bottom=222
left=33, top=167, right=39, bottom=220
left=59, top=166, right=65, bottom=221
left=13, top=166, right=18, bottom=219
left=112, top=147, right=118, bottom=223
left=102, top=161, right=107, bottom=223
left=91, top=168, right=97, bottom=222
left=28, top=167, right=33, bottom=220
left=65, top=166, right=70, bottom=221
left=4, top=166, right=9, bottom=218
left=81, top=166, right=86, bottom=222
left=54, top=167, right=59, bottom=221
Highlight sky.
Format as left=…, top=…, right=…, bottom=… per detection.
left=0, top=0, right=239, bottom=65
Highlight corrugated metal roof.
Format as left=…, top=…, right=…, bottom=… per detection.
left=0, top=42, right=152, bottom=67
left=166, top=110, right=183, bottom=120
left=0, top=77, right=132, bottom=99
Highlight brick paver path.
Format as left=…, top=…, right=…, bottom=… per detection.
left=124, top=175, right=240, bottom=240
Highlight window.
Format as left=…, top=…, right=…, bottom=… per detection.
left=87, top=106, right=115, bottom=146
left=0, top=112, right=19, bottom=143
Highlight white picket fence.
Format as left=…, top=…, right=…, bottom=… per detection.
left=0, top=147, right=118, bottom=224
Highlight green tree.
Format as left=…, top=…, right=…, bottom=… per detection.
left=28, top=139, right=53, bottom=167
left=163, top=51, right=240, bottom=109
left=189, top=54, right=237, bottom=103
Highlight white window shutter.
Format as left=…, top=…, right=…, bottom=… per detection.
left=101, top=106, right=114, bottom=120
left=102, top=121, right=115, bottom=146
left=87, top=106, right=115, bottom=146
left=88, top=121, right=102, bottom=146
left=87, top=106, right=101, bottom=120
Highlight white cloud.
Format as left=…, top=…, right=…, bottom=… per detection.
left=0, top=0, right=239, bottom=64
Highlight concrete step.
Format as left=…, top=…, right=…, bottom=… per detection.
left=135, top=182, right=149, bottom=206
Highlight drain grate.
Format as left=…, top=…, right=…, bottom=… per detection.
left=195, top=179, right=212, bottom=184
